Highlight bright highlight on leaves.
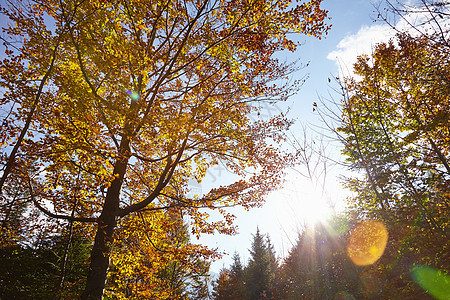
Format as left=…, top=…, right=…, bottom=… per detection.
left=346, top=220, right=388, bottom=266
left=410, top=265, right=450, bottom=300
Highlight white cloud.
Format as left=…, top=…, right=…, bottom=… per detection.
left=328, top=2, right=450, bottom=77
left=327, top=23, right=395, bottom=75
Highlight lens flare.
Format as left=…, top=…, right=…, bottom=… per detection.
left=346, top=220, right=388, bottom=266
left=411, top=265, right=450, bottom=300
left=126, top=89, right=139, bottom=101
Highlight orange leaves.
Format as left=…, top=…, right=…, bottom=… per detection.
left=1, top=0, right=330, bottom=295
left=107, top=211, right=216, bottom=298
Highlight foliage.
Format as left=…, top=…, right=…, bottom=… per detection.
left=337, top=33, right=449, bottom=226
left=0, top=0, right=330, bottom=297
left=105, top=211, right=214, bottom=299
left=334, top=21, right=449, bottom=299
left=214, top=216, right=448, bottom=299
left=0, top=179, right=31, bottom=247
left=0, top=233, right=91, bottom=299
left=212, top=228, right=278, bottom=300
left=274, top=221, right=363, bottom=300
left=245, top=228, right=278, bottom=299
left=212, top=252, right=247, bottom=299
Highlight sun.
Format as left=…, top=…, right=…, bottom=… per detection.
left=300, top=193, right=333, bottom=226
left=268, top=180, right=336, bottom=233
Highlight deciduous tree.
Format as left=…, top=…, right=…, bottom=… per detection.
left=338, top=34, right=449, bottom=229
left=332, top=25, right=449, bottom=300
left=0, top=0, right=330, bottom=298
left=106, top=210, right=214, bottom=299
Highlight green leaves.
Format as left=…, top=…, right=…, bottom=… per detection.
left=334, top=30, right=449, bottom=300
left=339, top=34, right=450, bottom=223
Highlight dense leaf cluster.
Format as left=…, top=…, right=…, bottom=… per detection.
left=0, top=0, right=329, bottom=297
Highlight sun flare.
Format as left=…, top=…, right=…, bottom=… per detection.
left=301, top=196, right=333, bottom=226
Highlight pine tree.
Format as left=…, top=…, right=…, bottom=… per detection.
left=212, top=252, right=248, bottom=300
left=213, top=229, right=278, bottom=299
left=245, top=228, right=277, bottom=299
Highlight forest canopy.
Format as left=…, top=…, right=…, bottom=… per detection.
left=1, top=0, right=448, bottom=299
left=0, top=0, right=330, bottom=298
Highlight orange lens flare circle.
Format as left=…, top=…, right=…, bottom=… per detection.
left=346, top=220, right=388, bottom=266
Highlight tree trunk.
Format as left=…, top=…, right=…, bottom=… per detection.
left=81, top=209, right=117, bottom=299
left=81, top=144, right=130, bottom=299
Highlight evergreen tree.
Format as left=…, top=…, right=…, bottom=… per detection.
left=213, top=229, right=278, bottom=300
left=212, top=252, right=247, bottom=300
left=230, top=252, right=247, bottom=299
left=245, top=228, right=277, bottom=299
left=276, top=222, right=362, bottom=300
left=0, top=233, right=91, bottom=299
left=230, top=252, right=244, bottom=277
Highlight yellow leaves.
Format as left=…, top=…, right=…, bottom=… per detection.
left=106, top=210, right=216, bottom=298
left=2, top=0, right=329, bottom=295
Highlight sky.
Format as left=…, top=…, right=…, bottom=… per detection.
left=0, top=0, right=418, bottom=275
left=201, top=0, right=407, bottom=273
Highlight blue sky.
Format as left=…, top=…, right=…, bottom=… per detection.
left=202, top=0, right=401, bottom=273
left=0, top=0, right=408, bottom=275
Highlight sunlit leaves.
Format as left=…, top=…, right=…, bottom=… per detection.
left=106, top=211, right=215, bottom=299
left=0, top=0, right=330, bottom=296
left=338, top=34, right=449, bottom=225
left=335, top=29, right=449, bottom=300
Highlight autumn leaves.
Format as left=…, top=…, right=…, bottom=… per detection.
left=1, top=0, right=330, bottom=298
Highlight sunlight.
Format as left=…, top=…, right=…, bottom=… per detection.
left=301, top=193, right=333, bottom=226
left=262, top=172, right=346, bottom=238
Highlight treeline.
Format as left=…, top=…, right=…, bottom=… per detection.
left=0, top=198, right=212, bottom=299
left=213, top=214, right=447, bottom=300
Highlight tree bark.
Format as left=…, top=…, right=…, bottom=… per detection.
left=81, top=211, right=117, bottom=299
left=81, top=138, right=130, bottom=299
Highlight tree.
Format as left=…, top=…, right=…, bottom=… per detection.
left=212, top=220, right=366, bottom=300
left=338, top=33, right=449, bottom=228
left=212, top=253, right=247, bottom=300
left=105, top=210, right=214, bottom=299
left=378, top=0, right=450, bottom=52
left=332, top=25, right=449, bottom=300
left=0, top=179, right=30, bottom=247
left=245, top=228, right=277, bottom=299
left=0, top=0, right=330, bottom=298
left=0, top=232, right=91, bottom=299
left=212, top=228, right=278, bottom=300
left=276, top=221, right=362, bottom=300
